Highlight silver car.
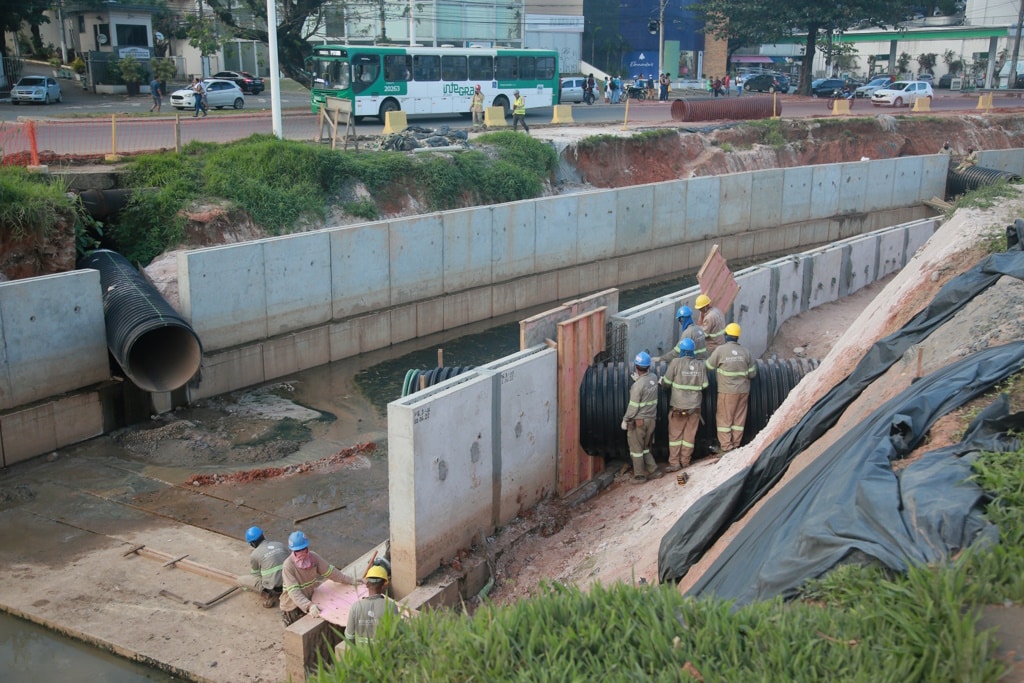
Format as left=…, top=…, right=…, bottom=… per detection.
left=560, top=78, right=586, bottom=104
left=11, top=76, right=62, bottom=105
left=854, top=76, right=893, bottom=98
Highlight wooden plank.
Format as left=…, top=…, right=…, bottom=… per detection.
left=161, top=553, right=189, bottom=567
left=131, top=546, right=238, bottom=585
left=520, top=288, right=618, bottom=350
left=696, top=244, right=740, bottom=315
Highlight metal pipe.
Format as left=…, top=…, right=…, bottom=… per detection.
left=671, top=96, right=782, bottom=122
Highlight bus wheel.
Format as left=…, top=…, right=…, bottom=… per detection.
left=379, top=99, right=400, bottom=123
left=493, top=95, right=511, bottom=119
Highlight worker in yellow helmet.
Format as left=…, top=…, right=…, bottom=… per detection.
left=695, top=294, right=726, bottom=354
left=345, top=564, right=402, bottom=646
left=705, top=322, right=756, bottom=453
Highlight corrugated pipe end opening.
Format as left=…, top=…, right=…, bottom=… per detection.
left=127, top=324, right=202, bottom=393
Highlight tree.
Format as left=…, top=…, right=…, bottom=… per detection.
left=0, top=0, right=48, bottom=57
left=942, top=48, right=964, bottom=76
left=896, top=50, right=911, bottom=75
left=690, top=0, right=791, bottom=66
left=917, top=51, right=937, bottom=75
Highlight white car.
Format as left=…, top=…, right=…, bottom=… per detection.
left=170, top=79, right=245, bottom=111
left=854, top=76, right=893, bottom=98
left=871, top=80, right=934, bottom=107
left=11, top=76, right=62, bottom=105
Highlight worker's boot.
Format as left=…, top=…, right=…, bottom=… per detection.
left=643, top=452, right=663, bottom=479
left=631, top=456, right=647, bottom=484
left=262, top=590, right=280, bottom=608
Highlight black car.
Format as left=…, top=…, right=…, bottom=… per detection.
left=211, top=70, right=265, bottom=94
left=810, top=78, right=851, bottom=97
left=743, top=73, right=789, bottom=93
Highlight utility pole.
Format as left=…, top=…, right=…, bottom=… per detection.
left=1009, top=0, right=1024, bottom=89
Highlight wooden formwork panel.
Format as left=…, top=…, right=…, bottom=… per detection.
left=519, top=288, right=618, bottom=350
left=697, top=245, right=739, bottom=313
left=556, top=307, right=607, bottom=495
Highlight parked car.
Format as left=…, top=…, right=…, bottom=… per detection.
left=744, top=73, right=790, bottom=93
left=211, top=70, right=265, bottom=94
left=871, top=80, right=934, bottom=107
left=854, top=76, right=893, bottom=98
left=937, top=73, right=955, bottom=88
left=810, top=78, right=850, bottom=97
left=170, top=79, right=246, bottom=111
left=559, top=77, right=586, bottom=103
left=11, top=76, right=62, bottom=105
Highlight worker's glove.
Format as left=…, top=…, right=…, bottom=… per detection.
left=308, top=604, right=321, bottom=619
left=630, top=371, right=639, bottom=381
left=621, top=419, right=629, bottom=431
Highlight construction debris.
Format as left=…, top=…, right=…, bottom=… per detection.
left=373, top=125, right=470, bottom=152
left=184, top=441, right=376, bottom=487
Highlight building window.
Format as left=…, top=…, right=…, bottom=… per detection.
left=115, top=24, right=148, bottom=46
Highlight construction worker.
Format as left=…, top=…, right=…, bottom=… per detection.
left=655, top=305, right=707, bottom=362
left=344, top=564, right=402, bottom=646
left=695, top=294, right=726, bottom=353
left=470, top=84, right=485, bottom=128
left=955, top=146, right=979, bottom=173
left=280, top=530, right=359, bottom=627
left=621, top=351, right=663, bottom=484
left=238, top=526, right=289, bottom=608
left=705, top=323, right=756, bottom=453
left=659, top=337, right=707, bottom=476
left=512, top=90, right=530, bottom=134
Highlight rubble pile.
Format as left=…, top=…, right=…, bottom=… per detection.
left=374, top=125, right=470, bottom=151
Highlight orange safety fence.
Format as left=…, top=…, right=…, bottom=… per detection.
left=0, top=113, right=324, bottom=166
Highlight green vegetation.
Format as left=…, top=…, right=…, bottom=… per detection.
left=104, top=134, right=557, bottom=265
left=951, top=179, right=1021, bottom=212
left=319, top=382, right=1024, bottom=683
left=748, top=118, right=787, bottom=147
left=0, top=166, right=75, bottom=241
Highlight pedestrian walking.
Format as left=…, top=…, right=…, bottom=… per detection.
left=512, top=90, right=529, bottom=134
left=191, top=77, right=207, bottom=118
left=705, top=323, right=756, bottom=453
left=621, top=351, right=662, bottom=484
left=149, top=76, right=163, bottom=112
left=660, top=338, right=707, bottom=475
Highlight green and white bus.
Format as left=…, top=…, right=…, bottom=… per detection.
left=308, top=45, right=559, bottom=122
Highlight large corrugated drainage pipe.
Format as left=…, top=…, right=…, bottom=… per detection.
left=579, top=357, right=818, bottom=460
left=946, top=166, right=1021, bottom=198
left=670, top=97, right=781, bottom=122
left=401, top=366, right=475, bottom=396
left=78, top=250, right=202, bottom=393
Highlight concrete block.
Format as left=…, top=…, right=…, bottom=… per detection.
left=841, top=236, right=878, bottom=297
left=0, top=271, right=107, bottom=411
left=443, top=289, right=492, bottom=330
left=717, top=172, right=753, bottom=236
left=52, top=392, right=105, bottom=450
left=178, top=243, right=268, bottom=352
left=919, top=154, right=949, bottom=200
left=616, top=252, right=650, bottom=287
left=263, top=231, right=333, bottom=336
left=735, top=231, right=756, bottom=260
left=577, top=262, right=615, bottom=294
left=877, top=228, right=907, bottom=278
left=535, top=195, right=579, bottom=272
left=1, top=403, right=56, bottom=466
left=401, top=579, right=462, bottom=610
left=491, top=201, right=536, bottom=281
left=803, top=249, right=843, bottom=309
left=330, top=223, right=391, bottom=318
left=748, top=170, right=784, bottom=232
left=905, top=218, right=939, bottom=260
left=390, top=215, right=444, bottom=306
left=615, top=185, right=655, bottom=254
left=481, top=346, right=558, bottom=524
left=752, top=227, right=772, bottom=258
left=577, top=190, right=618, bottom=262
left=189, top=344, right=266, bottom=401
left=863, top=159, right=896, bottom=212
left=892, top=157, right=923, bottom=206
left=284, top=615, right=337, bottom=683
left=461, top=555, right=492, bottom=598
left=361, top=311, right=395, bottom=353
left=653, top=243, right=689, bottom=278
left=483, top=106, right=506, bottom=128
left=770, top=256, right=805, bottom=333
left=262, top=327, right=331, bottom=380
left=388, top=305, right=417, bottom=346
left=557, top=269, right=581, bottom=300
left=732, top=267, right=772, bottom=358
left=382, top=109, right=408, bottom=134
left=809, top=165, right=841, bottom=220
left=781, top=166, right=814, bottom=225
left=653, top=180, right=687, bottom=247
left=442, top=207, right=493, bottom=293
left=491, top=282, right=517, bottom=318
left=515, top=272, right=559, bottom=311
left=387, top=370, right=496, bottom=595
left=550, top=104, right=574, bottom=124
left=416, top=298, right=445, bottom=337
left=683, top=177, right=720, bottom=240
left=328, top=319, right=360, bottom=361
left=836, top=161, right=869, bottom=216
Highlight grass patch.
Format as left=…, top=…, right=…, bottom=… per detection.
left=0, top=166, right=76, bottom=241
left=748, top=118, right=787, bottom=147
left=951, top=179, right=1021, bottom=212
left=320, top=374, right=1024, bottom=683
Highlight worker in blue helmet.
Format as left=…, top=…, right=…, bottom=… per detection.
left=655, top=305, right=708, bottom=363
left=660, top=337, right=708, bottom=480
left=238, top=526, right=289, bottom=608
left=280, top=530, right=360, bottom=627
left=621, top=351, right=663, bottom=484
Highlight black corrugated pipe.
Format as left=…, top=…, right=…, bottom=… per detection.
left=401, top=366, right=475, bottom=396
left=946, top=166, right=1021, bottom=198
left=77, top=189, right=135, bottom=219
left=78, top=250, right=203, bottom=393
left=580, top=357, right=819, bottom=460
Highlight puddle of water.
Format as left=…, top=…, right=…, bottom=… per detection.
left=0, top=612, right=178, bottom=682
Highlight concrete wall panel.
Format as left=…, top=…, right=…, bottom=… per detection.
left=481, top=347, right=558, bottom=524
left=836, top=161, right=868, bottom=216
left=864, top=159, right=896, bottom=212
left=653, top=181, right=687, bottom=246
left=615, top=185, right=655, bottom=253
left=769, top=256, right=806, bottom=334
left=718, top=172, right=753, bottom=235
left=684, top=177, right=720, bottom=241
left=977, top=150, right=1024, bottom=174
left=576, top=190, right=618, bottom=263
left=840, top=235, right=878, bottom=297
left=388, top=371, right=495, bottom=595
left=803, top=249, right=844, bottom=309
left=443, top=289, right=492, bottom=331
left=809, top=165, right=841, bottom=220
left=892, top=157, right=923, bottom=206
left=330, top=223, right=390, bottom=318
left=191, top=345, right=266, bottom=401
left=491, top=201, right=536, bottom=281
left=0, top=271, right=107, bottom=411
left=782, top=167, right=814, bottom=225
left=328, top=319, right=360, bottom=361
left=535, top=195, right=579, bottom=272
left=749, top=170, right=784, bottom=232
left=263, top=327, right=331, bottom=380
left=442, top=208, right=493, bottom=294
left=919, top=154, right=949, bottom=199
left=389, top=215, right=444, bottom=306
left=905, top=218, right=939, bottom=259
left=877, top=228, right=909, bottom=279
left=1, top=393, right=102, bottom=466
left=263, top=232, right=333, bottom=336
left=179, top=243, right=268, bottom=351
left=731, top=267, right=772, bottom=358
left=416, top=299, right=446, bottom=337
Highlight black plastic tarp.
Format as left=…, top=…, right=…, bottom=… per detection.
left=658, top=220, right=1024, bottom=601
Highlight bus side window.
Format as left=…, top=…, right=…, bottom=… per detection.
left=441, top=55, right=467, bottom=82
left=385, top=55, right=411, bottom=82
left=519, top=57, right=536, bottom=80
left=413, top=55, right=440, bottom=81
left=468, top=56, right=492, bottom=81
left=536, top=56, right=556, bottom=80
left=352, top=55, right=380, bottom=93
left=495, top=56, right=517, bottom=80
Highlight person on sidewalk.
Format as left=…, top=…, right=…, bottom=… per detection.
left=705, top=323, right=756, bottom=453
left=660, top=338, right=707, bottom=474
left=695, top=293, right=726, bottom=353
left=655, top=305, right=707, bottom=362
left=280, top=530, right=359, bottom=626
left=191, top=78, right=208, bottom=118
left=149, top=76, right=163, bottom=113
left=238, top=526, right=289, bottom=608
left=621, top=351, right=662, bottom=484
left=512, top=90, right=529, bottom=134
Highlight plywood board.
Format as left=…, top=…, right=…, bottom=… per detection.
left=520, top=288, right=618, bottom=349
left=556, top=307, right=607, bottom=495
left=696, top=244, right=740, bottom=313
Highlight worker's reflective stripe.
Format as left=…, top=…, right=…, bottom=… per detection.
left=261, top=563, right=284, bottom=577
left=628, top=399, right=658, bottom=408
left=676, top=342, right=707, bottom=356
left=716, top=367, right=753, bottom=377
left=285, top=567, right=334, bottom=594
left=716, top=426, right=731, bottom=433
left=630, top=452, right=644, bottom=459
left=706, top=329, right=724, bottom=338
left=681, top=438, right=694, bottom=448
left=730, top=425, right=745, bottom=432
left=668, top=438, right=684, bottom=447
left=666, top=380, right=706, bottom=391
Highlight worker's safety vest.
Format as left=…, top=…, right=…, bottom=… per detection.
left=513, top=96, right=526, bottom=115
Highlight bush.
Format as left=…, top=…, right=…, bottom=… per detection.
left=71, top=56, right=86, bottom=75
left=0, top=167, right=76, bottom=241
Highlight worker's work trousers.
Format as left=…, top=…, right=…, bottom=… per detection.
left=627, top=419, right=657, bottom=477
left=281, top=606, right=305, bottom=627
left=472, top=110, right=483, bottom=126
left=667, top=406, right=700, bottom=468
left=512, top=114, right=529, bottom=133
left=715, top=392, right=749, bottom=451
